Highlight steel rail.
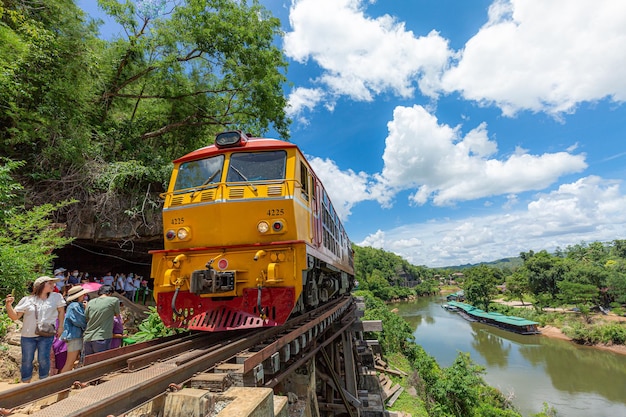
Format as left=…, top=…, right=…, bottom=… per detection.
left=0, top=333, right=205, bottom=409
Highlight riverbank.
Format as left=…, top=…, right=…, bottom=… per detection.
left=491, top=298, right=626, bottom=356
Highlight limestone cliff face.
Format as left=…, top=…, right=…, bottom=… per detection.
left=47, top=188, right=165, bottom=241
left=49, top=192, right=165, bottom=277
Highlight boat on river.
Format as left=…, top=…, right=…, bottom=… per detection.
left=441, top=303, right=459, bottom=312
left=446, top=301, right=541, bottom=335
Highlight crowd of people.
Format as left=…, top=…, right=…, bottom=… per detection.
left=52, top=268, right=151, bottom=304
left=3, top=267, right=151, bottom=383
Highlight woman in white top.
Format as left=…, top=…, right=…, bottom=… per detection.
left=5, top=276, right=66, bottom=382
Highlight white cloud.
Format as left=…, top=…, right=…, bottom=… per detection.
left=359, top=176, right=626, bottom=267
left=439, top=0, right=626, bottom=115
left=284, top=0, right=626, bottom=117
left=307, top=156, right=376, bottom=221
left=284, top=0, right=452, bottom=102
left=378, top=105, right=587, bottom=206
left=286, top=87, right=325, bottom=118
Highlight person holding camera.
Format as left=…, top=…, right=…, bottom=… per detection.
left=4, top=276, right=66, bottom=383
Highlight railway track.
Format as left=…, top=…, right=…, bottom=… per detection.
left=1, top=296, right=354, bottom=417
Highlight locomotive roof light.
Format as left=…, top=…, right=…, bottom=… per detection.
left=257, top=221, right=270, bottom=234
left=215, top=130, right=249, bottom=148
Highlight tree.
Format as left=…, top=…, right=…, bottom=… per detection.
left=0, top=159, right=73, bottom=298
left=521, top=250, right=566, bottom=301
left=1, top=0, right=291, bottom=243
left=505, top=271, right=529, bottom=305
left=463, top=265, right=501, bottom=311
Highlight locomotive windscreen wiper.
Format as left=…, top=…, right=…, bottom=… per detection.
left=190, top=169, right=221, bottom=198
left=229, top=165, right=257, bottom=192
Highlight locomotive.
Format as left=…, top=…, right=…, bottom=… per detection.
left=149, top=130, right=354, bottom=331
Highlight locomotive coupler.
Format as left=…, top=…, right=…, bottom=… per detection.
left=257, top=284, right=267, bottom=320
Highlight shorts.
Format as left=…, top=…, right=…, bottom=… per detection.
left=66, top=338, right=83, bottom=352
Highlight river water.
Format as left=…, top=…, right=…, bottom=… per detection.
left=389, top=296, right=626, bottom=417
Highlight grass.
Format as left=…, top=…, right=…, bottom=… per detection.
left=384, top=352, right=429, bottom=417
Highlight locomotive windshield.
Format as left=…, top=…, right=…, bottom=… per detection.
left=226, top=151, right=286, bottom=182
left=174, top=155, right=224, bottom=191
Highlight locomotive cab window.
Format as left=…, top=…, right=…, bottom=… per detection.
left=226, top=151, right=286, bottom=182
left=174, top=155, right=224, bottom=191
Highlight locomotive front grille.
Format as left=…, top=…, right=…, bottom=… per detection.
left=229, top=188, right=244, bottom=198
left=170, top=196, right=184, bottom=206
left=200, top=190, right=215, bottom=201
left=267, top=185, right=282, bottom=196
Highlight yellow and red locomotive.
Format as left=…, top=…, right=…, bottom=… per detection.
left=149, top=131, right=354, bottom=331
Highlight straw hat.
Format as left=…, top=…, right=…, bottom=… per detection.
left=66, top=285, right=90, bottom=302
left=33, top=276, right=60, bottom=288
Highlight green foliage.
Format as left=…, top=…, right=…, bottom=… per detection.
left=0, top=0, right=290, bottom=239
left=353, top=245, right=438, bottom=301
left=129, top=306, right=187, bottom=342
left=562, top=321, right=626, bottom=345
left=0, top=312, right=15, bottom=339
left=463, top=265, right=502, bottom=311
left=357, top=290, right=415, bottom=355
left=0, top=159, right=74, bottom=298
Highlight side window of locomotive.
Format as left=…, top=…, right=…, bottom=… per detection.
left=174, top=155, right=224, bottom=191
left=300, top=163, right=309, bottom=201
left=226, top=151, right=286, bottom=182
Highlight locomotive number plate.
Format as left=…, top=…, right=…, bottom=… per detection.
left=171, top=217, right=185, bottom=225
left=267, top=208, right=284, bottom=216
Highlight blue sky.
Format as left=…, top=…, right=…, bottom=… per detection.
left=80, top=1, right=626, bottom=268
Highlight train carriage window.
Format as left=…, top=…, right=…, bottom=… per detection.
left=226, top=151, right=286, bottom=182
left=174, top=155, right=224, bottom=191
left=300, top=163, right=309, bottom=201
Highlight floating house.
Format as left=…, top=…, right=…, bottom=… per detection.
left=446, top=301, right=541, bottom=335
left=446, top=290, right=465, bottom=302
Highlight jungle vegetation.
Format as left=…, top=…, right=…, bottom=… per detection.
left=1, top=0, right=290, bottom=240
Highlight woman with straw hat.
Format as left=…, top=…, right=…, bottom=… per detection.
left=4, top=276, right=66, bottom=382
left=59, top=285, right=89, bottom=373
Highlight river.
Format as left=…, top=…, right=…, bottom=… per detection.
left=389, top=296, right=626, bottom=417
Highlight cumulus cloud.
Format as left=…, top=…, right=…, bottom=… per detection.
left=284, top=0, right=451, bottom=110
left=359, top=176, right=626, bottom=267
left=440, top=0, right=626, bottom=115
left=283, top=0, right=626, bottom=117
left=307, top=156, right=376, bottom=221
left=286, top=87, right=325, bottom=121
left=376, top=105, right=587, bottom=206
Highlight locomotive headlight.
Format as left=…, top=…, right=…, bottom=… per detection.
left=177, top=227, right=190, bottom=240
left=166, top=229, right=176, bottom=240
left=272, top=221, right=284, bottom=232
left=257, top=221, right=270, bottom=234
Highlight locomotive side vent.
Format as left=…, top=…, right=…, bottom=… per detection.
left=229, top=188, right=244, bottom=198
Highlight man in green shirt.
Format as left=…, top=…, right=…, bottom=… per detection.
left=83, top=285, right=121, bottom=355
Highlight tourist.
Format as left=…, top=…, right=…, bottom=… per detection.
left=124, top=273, right=136, bottom=302
left=59, top=285, right=89, bottom=373
left=54, top=268, right=67, bottom=293
left=83, top=285, right=120, bottom=355
left=101, top=272, right=114, bottom=286
left=4, top=276, right=66, bottom=382
left=115, top=273, right=126, bottom=296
